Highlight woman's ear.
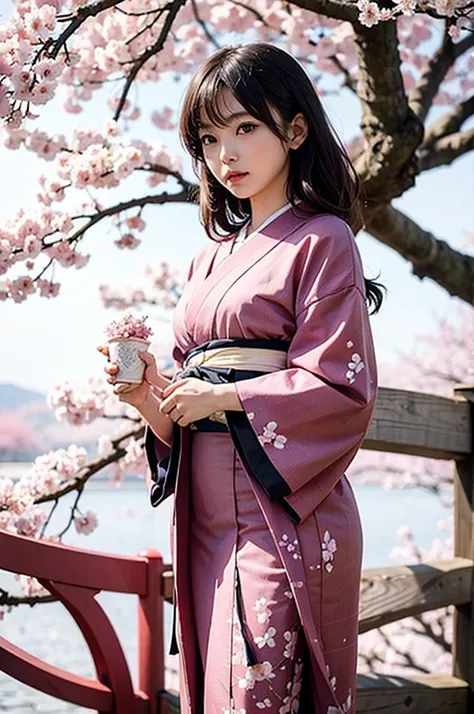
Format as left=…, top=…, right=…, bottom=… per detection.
left=288, top=113, right=308, bottom=149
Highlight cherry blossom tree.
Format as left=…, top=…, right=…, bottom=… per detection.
left=0, top=0, right=473, bottom=672
left=0, top=412, right=42, bottom=459
left=0, top=0, right=472, bottom=305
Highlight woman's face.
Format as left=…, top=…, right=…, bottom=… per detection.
left=198, top=89, right=303, bottom=203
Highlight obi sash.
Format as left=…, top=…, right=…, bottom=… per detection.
left=145, top=337, right=300, bottom=522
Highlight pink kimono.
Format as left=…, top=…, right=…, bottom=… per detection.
left=145, top=204, right=377, bottom=714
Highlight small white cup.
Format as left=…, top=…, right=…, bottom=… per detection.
left=108, top=338, right=150, bottom=384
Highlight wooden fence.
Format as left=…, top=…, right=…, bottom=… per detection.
left=0, top=384, right=472, bottom=713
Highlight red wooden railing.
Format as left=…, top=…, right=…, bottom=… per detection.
left=0, top=530, right=169, bottom=713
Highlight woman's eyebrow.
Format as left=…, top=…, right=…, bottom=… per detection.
left=199, top=111, right=252, bottom=130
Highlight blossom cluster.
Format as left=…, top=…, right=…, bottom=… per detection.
left=0, top=1, right=471, bottom=301
left=0, top=443, right=87, bottom=538
left=100, top=260, right=183, bottom=311
left=47, top=379, right=109, bottom=425
left=356, top=0, right=471, bottom=35
left=0, top=0, right=471, bottom=144
left=0, top=2, right=64, bottom=125
left=97, top=432, right=147, bottom=487
left=105, top=312, right=153, bottom=341
left=0, top=120, right=182, bottom=300
left=21, top=444, right=88, bottom=499
left=0, top=203, right=90, bottom=300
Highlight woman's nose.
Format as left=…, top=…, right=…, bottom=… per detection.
left=219, top=142, right=238, bottom=164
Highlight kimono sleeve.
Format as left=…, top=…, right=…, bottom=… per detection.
left=144, top=256, right=195, bottom=500
left=234, top=282, right=377, bottom=521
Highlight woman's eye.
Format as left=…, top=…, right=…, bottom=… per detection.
left=238, top=122, right=257, bottom=134
left=200, top=123, right=256, bottom=146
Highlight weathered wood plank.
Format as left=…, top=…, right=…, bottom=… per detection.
left=363, top=387, right=470, bottom=459
left=162, top=570, right=173, bottom=604
left=158, top=673, right=468, bottom=714
left=162, top=558, right=473, bottom=632
left=356, top=673, right=468, bottom=713
left=452, top=385, right=474, bottom=702
left=359, top=558, right=473, bottom=633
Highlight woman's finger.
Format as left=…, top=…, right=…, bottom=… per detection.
left=160, top=395, right=176, bottom=415
left=162, top=381, right=181, bottom=399
left=104, top=363, right=118, bottom=374
left=97, top=344, right=110, bottom=358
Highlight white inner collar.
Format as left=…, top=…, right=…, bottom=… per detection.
left=235, top=200, right=299, bottom=246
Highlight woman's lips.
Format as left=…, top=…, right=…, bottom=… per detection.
left=227, top=172, right=248, bottom=184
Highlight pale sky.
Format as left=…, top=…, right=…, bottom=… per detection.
left=0, top=64, right=473, bottom=395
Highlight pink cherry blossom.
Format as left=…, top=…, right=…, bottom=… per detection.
left=37, top=278, right=60, bottom=297
left=0, top=86, right=11, bottom=117
left=31, top=81, right=56, bottom=105
left=105, top=312, right=153, bottom=341
left=16, top=574, right=48, bottom=598
left=357, top=0, right=382, bottom=27
left=47, top=381, right=108, bottom=425
left=74, top=510, right=98, bottom=535
left=114, top=233, right=141, bottom=250
left=126, top=215, right=146, bottom=232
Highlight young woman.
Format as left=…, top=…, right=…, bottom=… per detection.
left=100, top=42, right=382, bottom=714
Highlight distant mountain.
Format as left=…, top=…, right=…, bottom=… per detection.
left=0, top=383, right=46, bottom=410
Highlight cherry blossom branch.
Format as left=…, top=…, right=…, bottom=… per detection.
left=65, top=186, right=195, bottom=245
left=228, top=0, right=269, bottom=25
left=360, top=625, right=432, bottom=674
left=365, top=204, right=474, bottom=305
left=332, top=56, right=356, bottom=92
left=56, top=486, right=84, bottom=539
left=124, top=7, right=168, bottom=48
left=414, top=610, right=451, bottom=652
left=49, top=0, right=127, bottom=60
left=36, top=423, right=145, bottom=504
left=115, top=5, right=168, bottom=17
left=0, top=587, right=56, bottom=608
left=191, top=0, right=220, bottom=50
left=113, top=0, right=188, bottom=121
left=422, top=95, right=474, bottom=147
left=290, top=0, right=358, bottom=23
left=39, top=498, right=59, bottom=537
left=418, top=127, right=474, bottom=171
left=410, top=33, right=474, bottom=123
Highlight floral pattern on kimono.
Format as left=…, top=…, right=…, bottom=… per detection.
left=231, top=214, right=377, bottom=520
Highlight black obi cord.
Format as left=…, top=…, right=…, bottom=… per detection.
left=145, top=337, right=300, bottom=525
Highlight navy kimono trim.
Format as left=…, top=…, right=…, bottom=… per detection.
left=226, top=411, right=300, bottom=525
left=146, top=422, right=181, bottom=508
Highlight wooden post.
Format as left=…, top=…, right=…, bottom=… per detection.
left=453, top=384, right=474, bottom=711
left=137, top=548, right=166, bottom=714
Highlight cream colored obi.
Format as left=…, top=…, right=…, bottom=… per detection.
left=182, top=346, right=287, bottom=426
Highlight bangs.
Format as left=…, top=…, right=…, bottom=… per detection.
left=181, top=53, right=285, bottom=160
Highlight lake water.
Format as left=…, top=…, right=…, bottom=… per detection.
left=0, top=481, right=449, bottom=712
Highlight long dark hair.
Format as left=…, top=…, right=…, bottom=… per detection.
left=179, top=42, right=385, bottom=315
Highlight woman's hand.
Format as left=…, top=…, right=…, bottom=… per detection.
left=159, top=378, right=226, bottom=426
left=97, top=345, right=169, bottom=410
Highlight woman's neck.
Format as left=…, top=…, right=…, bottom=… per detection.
left=248, top=197, right=291, bottom=234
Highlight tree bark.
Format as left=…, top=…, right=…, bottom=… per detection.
left=365, top=205, right=474, bottom=305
